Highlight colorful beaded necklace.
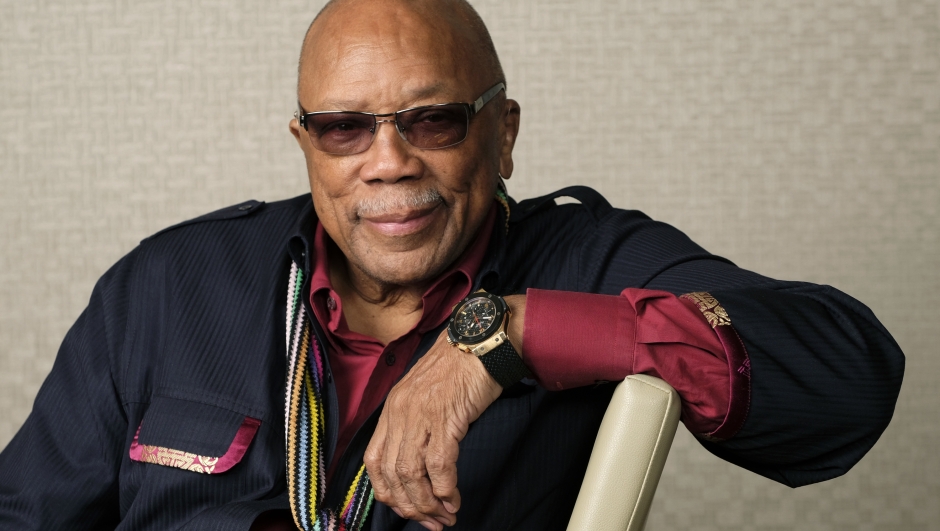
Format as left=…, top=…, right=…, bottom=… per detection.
left=285, top=263, right=374, bottom=531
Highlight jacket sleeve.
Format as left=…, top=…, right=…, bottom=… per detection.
left=624, top=227, right=904, bottom=487
left=0, top=251, right=136, bottom=529
left=685, top=277, right=904, bottom=487
left=571, top=200, right=904, bottom=488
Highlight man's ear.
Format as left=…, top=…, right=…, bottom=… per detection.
left=289, top=117, right=304, bottom=148
left=497, top=99, right=521, bottom=179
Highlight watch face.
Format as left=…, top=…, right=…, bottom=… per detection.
left=452, top=296, right=499, bottom=340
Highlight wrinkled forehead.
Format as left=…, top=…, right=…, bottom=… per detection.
left=299, top=0, right=488, bottom=109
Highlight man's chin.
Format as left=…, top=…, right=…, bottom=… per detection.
left=350, top=247, right=453, bottom=289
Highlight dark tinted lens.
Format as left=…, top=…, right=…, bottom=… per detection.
left=398, top=104, right=469, bottom=149
left=306, top=112, right=375, bottom=154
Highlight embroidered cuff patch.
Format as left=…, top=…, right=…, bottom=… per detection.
left=680, top=291, right=751, bottom=442
left=680, top=291, right=731, bottom=328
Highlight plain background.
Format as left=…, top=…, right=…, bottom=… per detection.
left=1, top=0, right=937, bottom=529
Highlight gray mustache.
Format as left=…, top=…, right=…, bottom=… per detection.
left=355, top=188, right=443, bottom=217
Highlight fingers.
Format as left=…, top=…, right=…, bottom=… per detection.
left=367, top=396, right=453, bottom=529
left=426, top=429, right=461, bottom=514
left=367, top=404, right=415, bottom=518
left=364, top=412, right=391, bottom=507
left=397, top=425, right=456, bottom=527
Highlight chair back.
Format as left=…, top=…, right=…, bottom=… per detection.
left=566, top=374, right=681, bottom=531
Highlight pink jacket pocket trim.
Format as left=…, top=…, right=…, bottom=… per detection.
left=129, top=416, right=261, bottom=474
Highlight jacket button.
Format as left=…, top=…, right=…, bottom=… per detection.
left=238, top=203, right=253, bottom=211
left=385, top=353, right=396, bottom=366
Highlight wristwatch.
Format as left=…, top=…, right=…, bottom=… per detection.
left=446, top=290, right=533, bottom=388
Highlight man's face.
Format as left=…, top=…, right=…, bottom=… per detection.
left=291, top=3, right=520, bottom=288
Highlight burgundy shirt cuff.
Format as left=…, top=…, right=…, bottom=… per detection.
left=523, top=289, right=636, bottom=391
left=523, top=288, right=746, bottom=436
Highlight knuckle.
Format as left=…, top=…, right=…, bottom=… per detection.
left=372, top=488, right=392, bottom=504
left=364, top=449, right=381, bottom=469
left=395, top=461, right=423, bottom=481
left=382, top=460, right=400, bottom=481
left=413, top=495, right=438, bottom=513
left=398, top=505, right=420, bottom=519
left=424, top=452, right=448, bottom=474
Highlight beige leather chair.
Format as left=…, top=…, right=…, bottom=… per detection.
left=567, top=375, right=681, bottom=531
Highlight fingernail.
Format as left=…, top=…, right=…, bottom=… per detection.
left=436, top=515, right=454, bottom=527
left=392, top=507, right=403, bottom=518
left=443, top=501, right=457, bottom=513
left=419, top=521, right=438, bottom=531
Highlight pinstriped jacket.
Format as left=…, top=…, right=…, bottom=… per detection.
left=0, top=187, right=904, bottom=530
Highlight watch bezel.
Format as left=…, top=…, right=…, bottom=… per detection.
left=447, top=291, right=509, bottom=345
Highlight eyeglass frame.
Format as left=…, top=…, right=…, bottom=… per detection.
left=294, top=82, right=507, bottom=154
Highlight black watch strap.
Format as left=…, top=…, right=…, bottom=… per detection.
left=478, top=341, right=533, bottom=388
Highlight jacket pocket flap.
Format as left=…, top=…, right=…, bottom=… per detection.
left=129, top=396, right=261, bottom=474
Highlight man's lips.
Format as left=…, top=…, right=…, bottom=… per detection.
left=359, top=203, right=442, bottom=237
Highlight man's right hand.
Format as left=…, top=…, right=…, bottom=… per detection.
left=364, top=331, right=503, bottom=531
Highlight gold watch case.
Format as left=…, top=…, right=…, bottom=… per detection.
left=446, top=291, right=512, bottom=357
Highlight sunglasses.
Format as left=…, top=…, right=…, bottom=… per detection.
left=295, top=82, right=506, bottom=155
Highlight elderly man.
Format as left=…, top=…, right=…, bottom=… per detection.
left=0, top=0, right=903, bottom=530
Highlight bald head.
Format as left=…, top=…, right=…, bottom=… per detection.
left=298, top=0, right=504, bottom=99
left=288, top=0, right=521, bottom=293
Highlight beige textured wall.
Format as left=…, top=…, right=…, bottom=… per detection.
left=1, top=0, right=937, bottom=529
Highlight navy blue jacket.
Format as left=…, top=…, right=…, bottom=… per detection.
left=0, top=187, right=904, bottom=530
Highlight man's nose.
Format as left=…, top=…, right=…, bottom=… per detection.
left=357, top=120, right=423, bottom=184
